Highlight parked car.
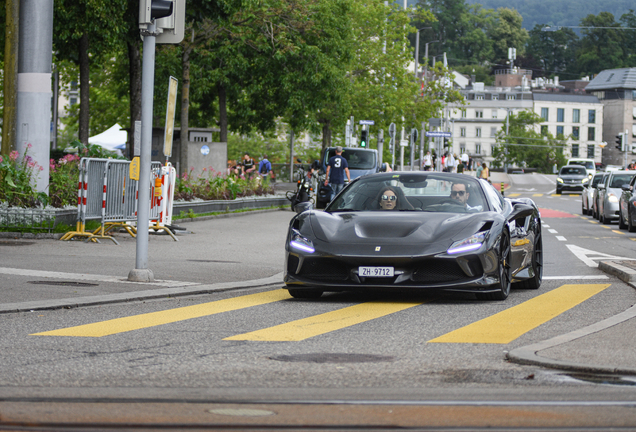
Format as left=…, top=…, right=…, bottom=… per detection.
left=315, top=147, right=379, bottom=208
left=556, top=165, right=589, bottom=194
left=597, top=171, right=636, bottom=224
left=592, top=172, right=610, bottom=219
left=286, top=172, right=542, bottom=301
left=582, top=172, right=604, bottom=216
left=619, top=174, right=636, bottom=232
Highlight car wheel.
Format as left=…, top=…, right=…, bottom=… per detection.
left=477, top=231, right=511, bottom=301
left=629, top=208, right=636, bottom=233
left=581, top=201, right=586, bottom=215
left=514, top=233, right=542, bottom=290
left=556, top=189, right=562, bottom=195
left=287, top=288, right=323, bottom=299
left=619, top=208, right=627, bottom=230
left=600, top=209, right=607, bottom=224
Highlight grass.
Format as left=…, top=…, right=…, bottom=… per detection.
left=173, top=205, right=287, bottom=220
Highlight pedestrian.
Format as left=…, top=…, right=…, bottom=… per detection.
left=481, top=162, right=490, bottom=181
left=258, top=154, right=273, bottom=181
left=423, top=151, right=432, bottom=171
left=461, top=151, right=469, bottom=171
left=441, top=153, right=447, bottom=172
left=456, top=159, right=465, bottom=174
left=242, top=152, right=256, bottom=178
left=324, top=146, right=350, bottom=198
left=475, top=162, right=483, bottom=179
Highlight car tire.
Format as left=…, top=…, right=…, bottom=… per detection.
left=619, top=208, right=628, bottom=230
left=477, top=231, right=511, bottom=301
left=629, top=208, right=636, bottom=233
left=287, top=288, right=323, bottom=299
left=514, top=233, right=542, bottom=290
left=582, top=201, right=586, bottom=215
left=556, top=188, right=562, bottom=195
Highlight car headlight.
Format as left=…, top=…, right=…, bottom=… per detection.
left=608, top=194, right=619, bottom=203
left=557, top=178, right=564, bottom=183
left=582, top=178, right=589, bottom=184
left=447, top=232, right=486, bottom=255
left=289, top=229, right=315, bottom=253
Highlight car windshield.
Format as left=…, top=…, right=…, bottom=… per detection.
left=325, top=149, right=376, bottom=170
left=560, top=167, right=586, bottom=175
left=327, top=173, right=488, bottom=213
left=610, top=173, right=635, bottom=188
left=570, top=160, right=594, bottom=170
left=591, top=175, right=603, bottom=187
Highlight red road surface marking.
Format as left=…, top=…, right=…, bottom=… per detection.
left=539, top=208, right=577, bottom=218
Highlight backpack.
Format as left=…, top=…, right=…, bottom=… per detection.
left=260, top=160, right=270, bottom=174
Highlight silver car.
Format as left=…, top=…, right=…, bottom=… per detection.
left=598, top=171, right=636, bottom=224
left=582, top=172, right=603, bottom=216
left=592, top=172, right=610, bottom=219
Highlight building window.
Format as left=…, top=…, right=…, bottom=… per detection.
left=475, top=110, right=483, bottom=118
left=476, top=94, right=484, bottom=100
left=588, top=127, right=595, bottom=141
left=588, top=109, right=596, bottom=124
left=490, top=127, right=497, bottom=137
left=571, top=144, right=579, bottom=157
left=460, top=145, right=466, bottom=154
left=460, top=127, right=466, bottom=137
left=541, top=107, right=549, bottom=121
left=556, top=126, right=564, bottom=137
left=572, top=126, right=580, bottom=140
left=492, top=110, right=498, bottom=119
left=572, top=109, right=580, bottom=123
left=557, top=108, right=564, bottom=122
left=475, top=143, right=481, bottom=154
left=461, top=110, right=467, bottom=118
left=587, top=145, right=595, bottom=158
left=70, top=81, right=78, bottom=91
left=506, top=94, right=516, bottom=100
left=70, top=97, right=77, bottom=106
left=492, top=94, right=499, bottom=101
left=475, top=127, right=482, bottom=137
left=541, top=125, right=548, bottom=136
left=633, top=90, right=636, bottom=101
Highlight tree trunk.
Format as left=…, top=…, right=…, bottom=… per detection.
left=179, top=45, right=192, bottom=176
left=78, top=32, right=90, bottom=145
left=127, top=40, right=142, bottom=159
left=321, top=121, right=332, bottom=151
left=218, top=83, right=228, bottom=143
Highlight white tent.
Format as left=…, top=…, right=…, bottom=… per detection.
left=88, top=123, right=127, bottom=153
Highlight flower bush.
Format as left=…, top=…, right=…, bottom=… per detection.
left=175, top=167, right=275, bottom=201
left=48, top=153, right=81, bottom=207
left=0, top=145, right=48, bottom=207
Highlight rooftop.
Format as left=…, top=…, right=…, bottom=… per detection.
left=532, top=92, right=601, bottom=104
left=585, top=68, right=636, bottom=91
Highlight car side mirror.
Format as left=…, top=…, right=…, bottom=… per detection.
left=294, top=201, right=313, bottom=214
left=597, top=184, right=605, bottom=190
left=508, top=203, right=534, bottom=221
left=621, top=184, right=631, bottom=191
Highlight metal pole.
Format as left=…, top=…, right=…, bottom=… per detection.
left=52, top=69, right=59, bottom=150
left=2, top=0, right=19, bottom=156
left=289, top=130, right=295, bottom=182
left=423, top=42, right=429, bottom=84
left=129, top=22, right=157, bottom=282
left=505, top=110, right=510, bottom=174
left=414, top=31, right=420, bottom=77
left=378, top=129, right=384, bottom=169
left=16, top=0, right=53, bottom=192
left=420, top=121, right=425, bottom=170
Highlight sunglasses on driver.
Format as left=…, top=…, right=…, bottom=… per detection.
left=451, top=190, right=466, bottom=197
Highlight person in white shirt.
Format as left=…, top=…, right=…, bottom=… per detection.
left=422, top=151, right=432, bottom=171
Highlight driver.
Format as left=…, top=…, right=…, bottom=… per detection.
left=450, top=182, right=470, bottom=206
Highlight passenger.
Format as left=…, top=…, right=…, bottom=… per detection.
left=377, top=186, right=399, bottom=210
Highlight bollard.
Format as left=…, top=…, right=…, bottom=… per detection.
left=501, top=182, right=505, bottom=196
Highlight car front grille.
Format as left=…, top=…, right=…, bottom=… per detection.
left=298, top=258, right=349, bottom=281
left=412, top=259, right=468, bottom=283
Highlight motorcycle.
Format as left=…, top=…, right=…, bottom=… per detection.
left=286, top=159, right=314, bottom=211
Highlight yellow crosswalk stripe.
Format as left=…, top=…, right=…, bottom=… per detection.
left=224, top=301, right=424, bottom=342
left=428, top=284, right=610, bottom=344
left=532, top=193, right=543, bottom=197
left=31, top=289, right=290, bottom=337
left=612, top=230, right=625, bottom=235
left=508, top=193, right=521, bottom=197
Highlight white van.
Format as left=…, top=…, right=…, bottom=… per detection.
left=567, top=158, right=596, bottom=177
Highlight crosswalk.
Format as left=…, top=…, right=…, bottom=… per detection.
left=32, top=283, right=611, bottom=344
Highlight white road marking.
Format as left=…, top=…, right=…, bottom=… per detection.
left=556, top=236, right=567, bottom=241
left=548, top=229, right=558, bottom=234
left=542, top=224, right=550, bottom=228
left=0, top=267, right=200, bottom=288
left=565, top=244, right=636, bottom=268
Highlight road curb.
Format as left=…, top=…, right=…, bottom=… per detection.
left=0, top=272, right=285, bottom=314
left=506, top=304, right=636, bottom=376
left=598, top=260, right=636, bottom=284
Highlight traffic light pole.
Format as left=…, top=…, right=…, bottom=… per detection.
left=129, top=22, right=157, bottom=282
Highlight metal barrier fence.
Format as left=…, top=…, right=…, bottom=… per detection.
left=61, top=158, right=173, bottom=244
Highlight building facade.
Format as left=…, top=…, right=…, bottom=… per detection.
left=532, top=93, right=604, bottom=162
left=586, top=68, right=636, bottom=167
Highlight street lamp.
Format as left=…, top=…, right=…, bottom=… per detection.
left=414, top=27, right=433, bottom=77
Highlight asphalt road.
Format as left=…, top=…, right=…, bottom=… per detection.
left=1, top=173, right=636, bottom=430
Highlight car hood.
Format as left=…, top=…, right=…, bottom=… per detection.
left=309, top=210, right=494, bottom=253
left=559, top=174, right=586, bottom=180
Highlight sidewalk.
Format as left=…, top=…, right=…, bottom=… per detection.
left=2, top=193, right=636, bottom=377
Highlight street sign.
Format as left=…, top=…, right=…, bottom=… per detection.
left=429, top=118, right=442, bottom=127
left=359, top=120, right=375, bottom=126
left=388, top=123, right=396, bottom=138
left=426, top=131, right=452, bottom=138
left=400, top=140, right=409, bottom=147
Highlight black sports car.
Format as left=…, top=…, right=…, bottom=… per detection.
left=284, top=172, right=542, bottom=301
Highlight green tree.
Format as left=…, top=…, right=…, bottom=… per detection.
left=492, top=111, right=567, bottom=173
left=487, top=8, right=529, bottom=62
left=620, top=10, right=636, bottom=67
left=576, top=12, right=625, bottom=75
left=526, top=24, right=579, bottom=77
